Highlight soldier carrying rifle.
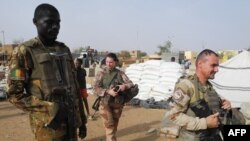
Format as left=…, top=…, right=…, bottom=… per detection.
left=6, top=3, right=87, bottom=141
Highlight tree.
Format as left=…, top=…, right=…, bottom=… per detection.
left=218, top=52, right=224, bottom=60
left=157, top=40, right=172, bottom=55
left=117, top=51, right=131, bottom=59
left=138, top=52, right=147, bottom=58
left=0, top=41, right=2, bottom=47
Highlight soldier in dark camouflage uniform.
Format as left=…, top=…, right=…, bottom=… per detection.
left=93, top=53, right=133, bottom=141
left=6, top=3, right=86, bottom=141
left=166, top=49, right=232, bottom=141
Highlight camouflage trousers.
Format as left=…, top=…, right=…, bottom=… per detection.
left=29, top=111, right=77, bottom=141
left=99, top=100, right=123, bottom=141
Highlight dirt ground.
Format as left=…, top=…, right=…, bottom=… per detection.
left=0, top=94, right=182, bottom=141
left=0, top=70, right=183, bottom=141
left=0, top=64, right=188, bottom=141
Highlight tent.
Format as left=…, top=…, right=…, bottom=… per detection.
left=210, top=50, right=250, bottom=108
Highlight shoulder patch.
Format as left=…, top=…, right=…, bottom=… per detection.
left=172, top=89, right=190, bottom=107
left=10, top=68, right=26, bottom=80
left=173, top=89, right=184, bottom=102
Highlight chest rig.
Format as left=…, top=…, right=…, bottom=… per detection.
left=101, top=68, right=125, bottom=104
left=187, top=75, right=222, bottom=116
left=186, top=75, right=223, bottom=141
left=101, top=68, right=123, bottom=88
left=23, top=39, right=77, bottom=101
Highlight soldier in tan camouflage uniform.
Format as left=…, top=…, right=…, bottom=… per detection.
left=6, top=3, right=86, bottom=141
left=166, top=49, right=232, bottom=141
left=93, top=53, right=133, bottom=141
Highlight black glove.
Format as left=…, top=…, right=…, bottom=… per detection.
left=78, top=124, right=87, bottom=139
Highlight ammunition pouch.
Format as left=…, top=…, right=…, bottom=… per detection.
left=190, top=99, right=212, bottom=118
left=190, top=99, right=222, bottom=141
left=190, top=99, right=232, bottom=123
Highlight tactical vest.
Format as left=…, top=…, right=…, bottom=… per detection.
left=188, top=75, right=222, bottom=115
left=101, top=68, right=125, bottom=104
left=102, top=68, right=123, bottom=89
left=22, top=38, right=78, bottom=102
left=10, top=38, right=83, bottom=130
left=182, top=75, right=223, bottom=141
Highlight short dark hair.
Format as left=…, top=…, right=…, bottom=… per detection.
left=196, top=49, right=218, bottom=66
left=76, top=58, right=83, bottom=64
left=34, top=3, right=59, bottom=20
left=106, top=53, right=119, bottom=62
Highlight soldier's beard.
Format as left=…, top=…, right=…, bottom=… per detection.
left=209, top=73, right=216, bottom=79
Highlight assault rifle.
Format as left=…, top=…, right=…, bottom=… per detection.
left=91, top=96, right=101, bottom=119
left=46, top=52, right=86, bottom=140
left=190, top=99, right=229, bottom=140
left=46, top=87, right=77, bottom=141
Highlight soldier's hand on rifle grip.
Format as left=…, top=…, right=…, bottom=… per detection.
left=107, top=88, right=118, bottom=97
left=206, top=112, right=220, bottom=128
left=79, top=124, right=87, bottom=139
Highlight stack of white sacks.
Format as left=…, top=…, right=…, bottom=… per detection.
left=125, top=60, right=185, bottom=101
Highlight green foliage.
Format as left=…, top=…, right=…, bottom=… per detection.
left=157, top=40, right=172, bottom=55
left=218, top=52, right=224, bottom=59
left=117, top=51, right=131, bottom=59
left=138, top=52, right=147, bottom=58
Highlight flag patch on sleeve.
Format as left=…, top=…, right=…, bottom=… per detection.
left=10, top=68, right=25, bottom=80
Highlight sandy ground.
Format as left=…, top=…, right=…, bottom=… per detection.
left=0, top=94, right=182, bottom=141
left=0, top=67, right=184, bottom=141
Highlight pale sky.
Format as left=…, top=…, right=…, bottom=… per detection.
left=1, top=0, right=250, bottom=54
